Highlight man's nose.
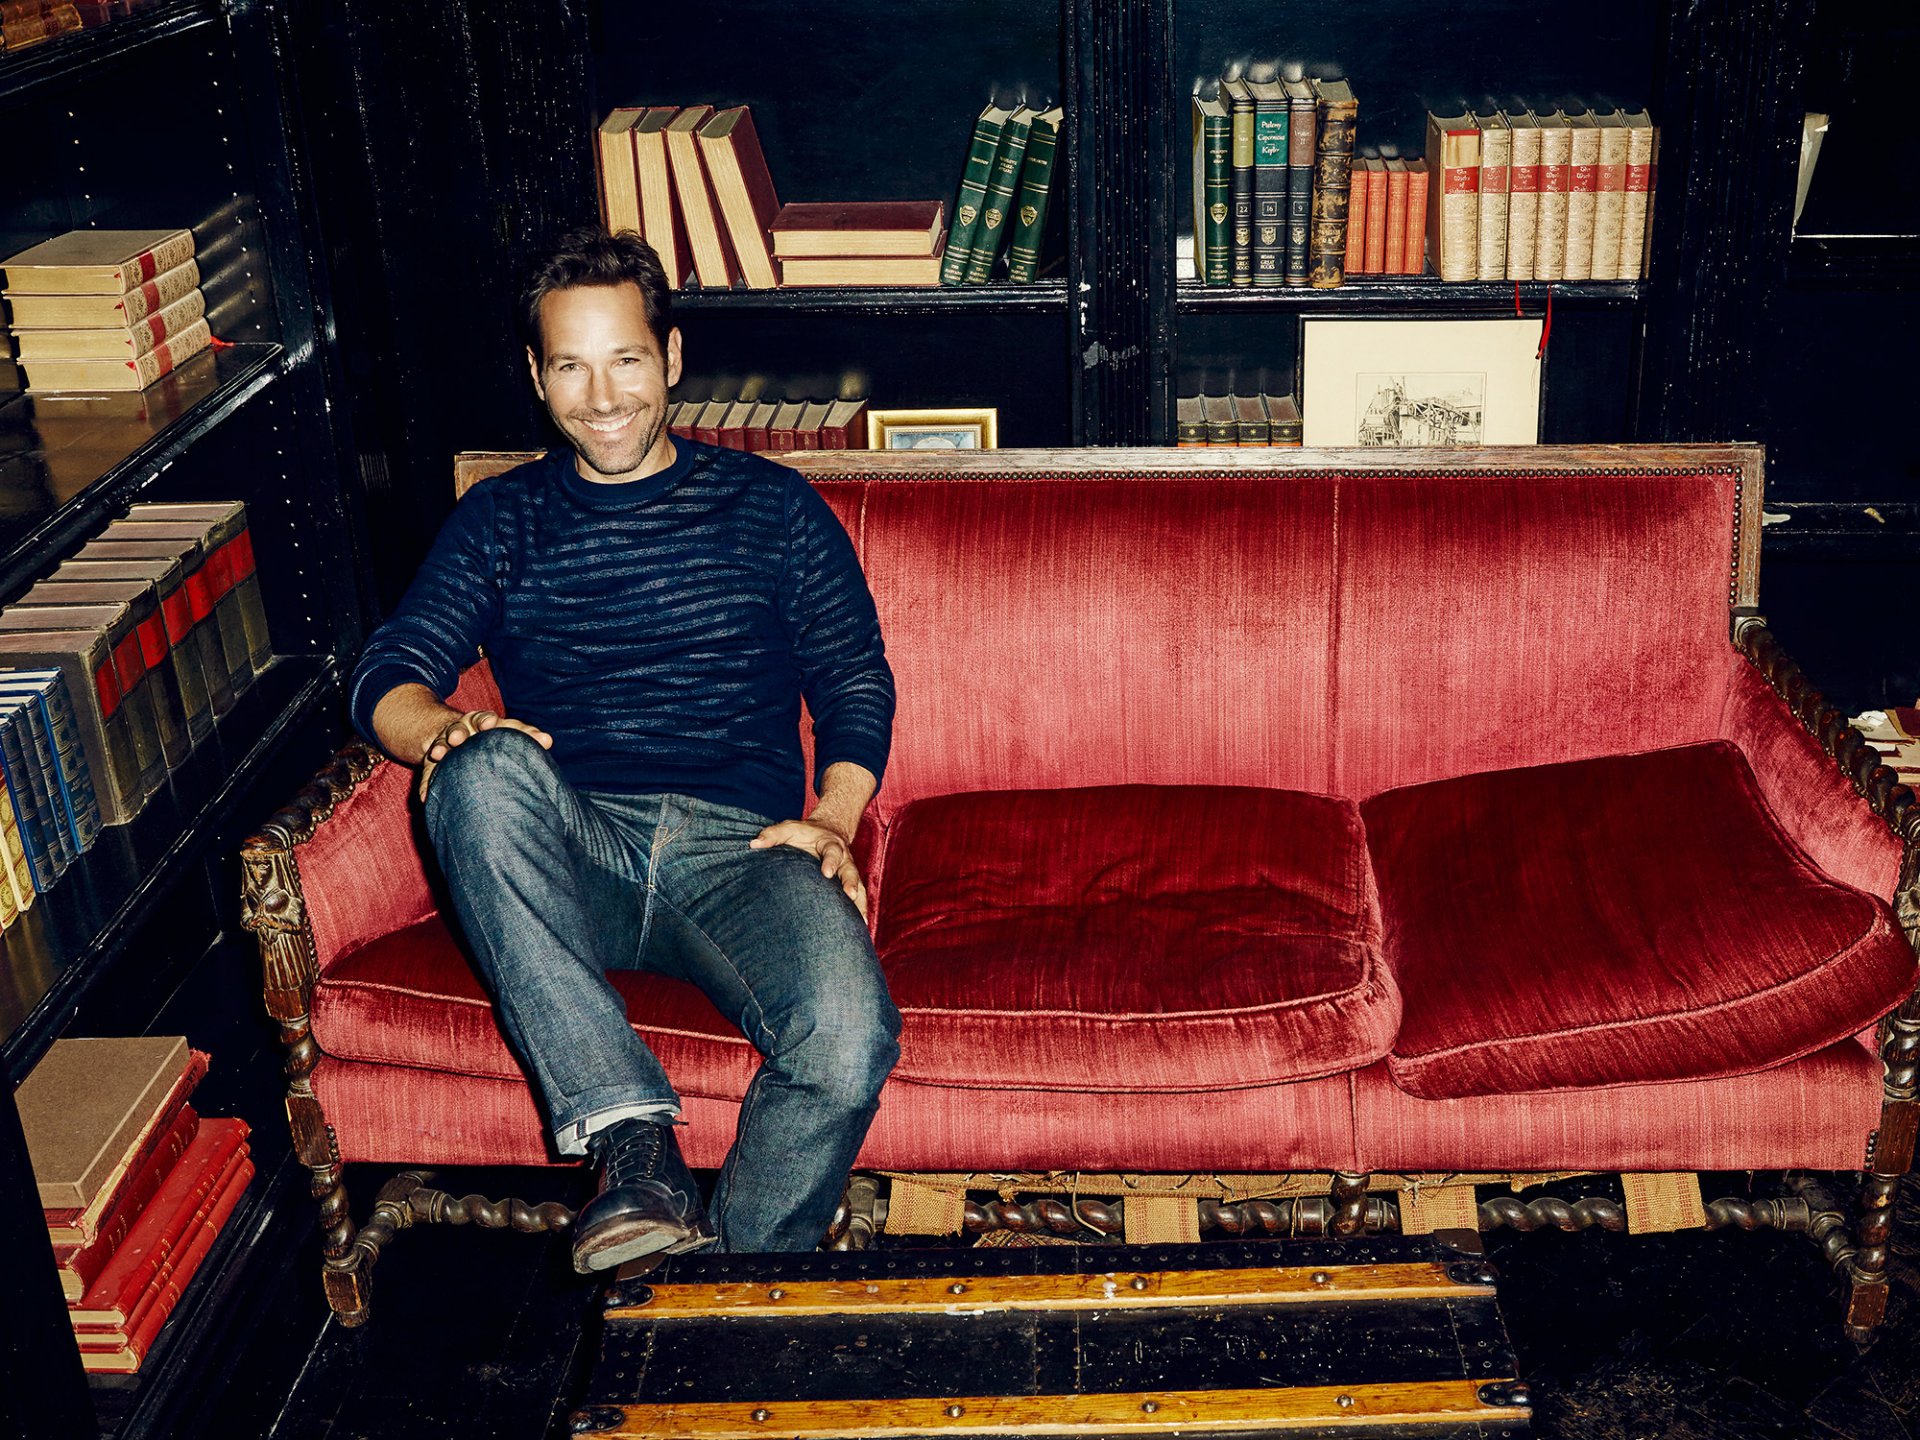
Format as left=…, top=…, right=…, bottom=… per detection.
left=586, top=366, right=618, bottom=410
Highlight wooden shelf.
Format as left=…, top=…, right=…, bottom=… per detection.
left=671, top=279, right=1068, bottom=316
left=0, top=0, right=220, bottom=108
left=1176, top=277, right=1644, bottom=311
left=0, top=342, right=283, bottom=604
left=0, top=655, right=336, bottom=1083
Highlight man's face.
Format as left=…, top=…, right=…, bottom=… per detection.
left=527, top=283, right=683, bottom=483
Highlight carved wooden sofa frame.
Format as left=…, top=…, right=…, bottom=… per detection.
left=238, top=446, right=1920, bottom=1343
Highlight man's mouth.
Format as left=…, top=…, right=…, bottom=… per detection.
left=579, top=413, right=637, bottom=436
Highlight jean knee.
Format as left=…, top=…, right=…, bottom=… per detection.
left=425, top=726, right=557, bottom=819
left=789, top=991, right=900, bottom=1112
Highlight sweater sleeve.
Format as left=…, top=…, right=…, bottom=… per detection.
left=348, top=485, right=504, bottom=748
left=779, top=476, right=895, bottom=794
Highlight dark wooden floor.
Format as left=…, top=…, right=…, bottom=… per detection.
left=197, top=1168, right=1920, bottom=1440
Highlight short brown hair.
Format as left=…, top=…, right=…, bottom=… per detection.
left=520, top=227, right=673, bottom=359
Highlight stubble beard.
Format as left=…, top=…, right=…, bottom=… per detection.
left=565, top=405, right=668, bottom=480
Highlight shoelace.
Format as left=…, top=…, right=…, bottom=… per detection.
left=598, top=1123, right=666, bottom=1189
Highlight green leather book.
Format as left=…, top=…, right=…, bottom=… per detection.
left=1221, top=76, right=1256, bottom=286
left=1192, top=87, right=1231, bottom=285
left=941, top=102, right=1013, bottom=285
left=1006, top=105, right=1064, bottom=283
left=964, top=105, right=1036, bottom=283
left=1246, top=74, right=1288, bottom=287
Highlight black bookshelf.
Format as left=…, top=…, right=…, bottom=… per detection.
left=671, top=280, right=1070, bottom=316
left=1175, top=279, right=1645, bottom=311
left=0, top=0, right=221, bottom=108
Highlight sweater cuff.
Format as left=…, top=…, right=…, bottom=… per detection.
left=813, top=740, right=890, bottom=802
left=350, top=662, right=437, bottom=751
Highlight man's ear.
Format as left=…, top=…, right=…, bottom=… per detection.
left=665, top=327, right=684, bottom=389
left=526, top=345, right=545, bottom=402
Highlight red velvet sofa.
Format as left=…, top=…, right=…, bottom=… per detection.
left=241, top=444, right=1920, bottom=1337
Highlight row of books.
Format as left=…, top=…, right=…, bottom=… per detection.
left=1, top=0, right=158, bottom=50
left=939, top=98, right=1065, bottom=285
left=1175, top=393, right=1303, bottom=446
left=0, top=501, right=272, bottom=866
left=2, top=228, right=213, bottom=393
left=1345, top=158, right=1428, bottom=276
left=598, top=104, right=953, bottom=289
left=20, top=1036, right=252, bottom=1373
left=670, top=395, right=869, bottom=452
left=1428, top=107, right=1657, bottom=283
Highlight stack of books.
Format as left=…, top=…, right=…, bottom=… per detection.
left=1, top=229, right=210, bottom=393
left=0, top=499, right=272, bottom=830
left=1426, top=107, right=1657, bottom=282
left=1175, top=392, right=1302, bottom=447
left=939, top=99, right=1065, bottom=285
left=771, top=202, right=947, bottom=288
left=20, top=1036, right=252, bottom=1375
left=1343, top=156, right=1429, bottom=277
left=668, top=392, right=869, bottom=452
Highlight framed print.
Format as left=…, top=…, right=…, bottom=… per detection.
left=1300, top=317, right=1544, bottom=447
left=867, top=407, right=999, bottom=451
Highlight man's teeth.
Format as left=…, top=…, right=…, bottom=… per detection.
left=583, top=415, right=634, bottom=433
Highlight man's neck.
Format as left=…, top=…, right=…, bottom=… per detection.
left=574, top=436, right=679, bottom=486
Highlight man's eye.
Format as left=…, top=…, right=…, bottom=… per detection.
left=557, top=362, right=581, bottom=373
left=617, top=356, right=639, bottom=366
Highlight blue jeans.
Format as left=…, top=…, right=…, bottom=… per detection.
left=423, top=728, right=901, bottom=1253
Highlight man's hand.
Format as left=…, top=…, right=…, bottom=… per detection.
left=750, top=818, right=867, bottom=920
left=371, top=684, right=553, bottom=802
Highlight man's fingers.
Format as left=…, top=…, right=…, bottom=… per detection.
left=750, top=821, right=798, bottom=850
left=819, top=839, right=847, bottom=877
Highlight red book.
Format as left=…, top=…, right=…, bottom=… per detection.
left=1344, top=158, right=1371, bottom=274
left=52, top=1103, right=200, bottom=1300
left=69, top=1117, right=249, bottom=1326
left=792, top=400, right=832, bottom=451
left=715, top=398, right=756, bottom=450
left=78, top=1155, right=253, bottom=1373
left=44, top=1049, right=208, bottom=1243
left=690, top=397, right=730, bottom=446
left=766, top=400, right=805, bottom=452
left=1382, top=159, right=1409, bottom=274
left=1361, top=160, right=1389, bottom=274
left=1402, top=160, right=1430, bottom=277
left=742, top=399, right=779, bottom=452
left=666, top=398, right=696, bottom=441
left=695, top=106, right=780, bottom=290
left=818, top=398, right=868, bottom=450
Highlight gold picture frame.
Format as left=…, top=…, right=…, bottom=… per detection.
left=866, top=407, right=999, bottom=451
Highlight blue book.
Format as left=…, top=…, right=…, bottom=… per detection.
left=0, top=671, right=99, bottom=853
left=0, top=705, right=57, bottom=892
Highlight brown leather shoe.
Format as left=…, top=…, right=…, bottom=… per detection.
left=571, top=1120, right=715, bottom=1274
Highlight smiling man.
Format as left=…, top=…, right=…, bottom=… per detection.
left=346, top=228, right=900, bottom=1270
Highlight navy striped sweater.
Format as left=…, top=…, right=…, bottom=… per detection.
left=348, top=440, right=894, bottom=823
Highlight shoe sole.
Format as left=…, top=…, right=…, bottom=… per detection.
left=573, top=1217, right=717, bottom=1274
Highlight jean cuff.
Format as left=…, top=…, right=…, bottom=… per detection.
left=556, top=1100, right=682, bottom=1158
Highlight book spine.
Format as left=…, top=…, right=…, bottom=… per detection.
left=1308, top=93, right=1359, bottom=288
left=0, top=711, right=56, bottom=891
left=0, top=790, right=27, bottom=924
left=1229, top=92, right=1256, bottom=286
left=1506, top=127, right=1542, bottom=280
left=76, top=1135, right=248, bottom=1327
left=1269, top=405, right=1303, bottom=445
left=201, top=550, right=254, bottom=699
left=596, top=114, right=643, bottom=236
left=1199, top=108, right=1232, bottom=285
left=118, top=260, right=200, bottom=327
left=1383, top=166, right=1409, bottom=274
left=129, top=317, right=209, bottom=389
left=1344, top=160, right=1370, bottom=274
left=941, top=111, right=1008, bottom=285
left=181, top=560, right=236, bottom=718
left=965, top=112, right=1035, bottom=283
left=55, top=1106, right=200, bottom=1300
left=154, top=579, right=211, bottom=742
left=126, top=232, right=196, bottom=291
left=1203, top=404, right=1236, bottom=447
left=1536, top=126, right=1572, bottom=280
left=1476, top=122, right=1511, bottom=280
left=1430, top=124, right=1481, bottom=282
left=1363, top=164, right=1388, bottom=273
left=9, top=693, right=80, bottom=858
left=131, top=607, right=189, bottom=767
left=1591, top=120, right=1630, bottom=281
left=1403, top=160, right=1430, bottom=276
left=1284, top=91, right=1316, bottom=286
left=217, top=527, right=272, bottom=676
left=90, top=636, right=150, bottom=815
left=1620, top=122, right=1655, bottom=280
left=1007, top=111, right=1063, bottom=284
left=1175, top=406, right=1206, bottom=446
left=1565, top=121, right=1601, bottom=281
left=41, top=676, right=101, bottom=850
left=1252, top=98, right=1288, bottom=287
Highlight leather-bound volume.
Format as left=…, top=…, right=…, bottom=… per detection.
left=1, top=228, right=195, bottom=296
left=13, top=288, right=205, bottom=363
left=110, top=511, right=265, bottom=691
left=1382, top=159, right=1409, bottom=274
left=1425, top=111, right=1480, bottom=281
left=74, top=538, right=234, bottom=719
left=0, top=611, right=163, bottom=816
left=1192, top=86, right=1232, bottom=285
left=1621, top=110, right=1656, bottom=280
left=1472, top=110, right=1510, bottom=280
left=44, top=1051, right=207, bottom=1243
left=1563, top=109, right=1601, bottom=281
left=54, top=557, right=210, bottom=744
left=0, top=670, right=101, bottom=856
left=771, top=202, right=945, bottom=258
left=1403, top=159, right=1430, bottom=276
left=715, top=399, right=755, bottom=451
left=664, top=105, right=735, bottom=288
left=1534, top=110, right=1572, bottom=280
left=1202, top=394, right=1237, bottom=446
left=595, top=107, right=645, bottom=237
left=18, top=579, right=189, bottom=768
left=1246, top=74, right=1288, bottom=287
left=1007, top=104, right=1064, bottom=283
left=697, top=106, right=780, bottom=290
left=3, top=257, right=199, bottom=330
left=1221, top=76, right=1256, bottom=286
left=1265, top=393, right=1302, bottom=445
left=1589, top=109, right=1629, bottom=280
left=1344, top=148, right=1372, bottom=274
left=779, top=251, right=944, bottom=287
left=1233, top=393, right=1271, bottom=445
left=766, top=400, right=806, bottom=452
left=1361, top=158, right=1389, bottom=273
left=17, top=1037, right=192, bottom=1210
left=0, top=704, right=60, bottom=889
left=691, top=397, right=729, bottom=446
left=1308, top=78, right=1358, bottom=289
left=965, top=104, right=1036, bottom=283
left=633, top=107, right=691, bottom=286
left=1282, top=78, right=1317, bottom=286
left=941, top=101, right=1013, bottom=285
left=819, top=398, right=868, bottom=450
left=1175, top=396, right=1205, bottom=446
left=793, top=400, right=832, bottom=451
left=24, top=315, right=209, bottom=394
left=742, top=398, right=779, bottom=451
left=53, top=1106, right=198, bottom=1300
left=1503, top=111, right=1541, bottom=280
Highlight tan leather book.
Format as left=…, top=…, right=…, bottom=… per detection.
left=697, top=106, right=781, bottom=290
left=664, top=105, right=735, bottom=288
left=595, top=107, right=645, bottom=237
left=1564, top=110, right=1601, bottom=281
left=1472, top=111, right=1511, bottom=280
left=1504, top=111, right=1542, bottom=280
left=1534, top=111, right=1572, bottom=281
left=4, top=258, right=199, bottom=330
left=632, top=107, right=691, bottom=286
left=1424, top=111, right=1480, bottom=282
left=777, top=250, right=944, bottom=287
left=1, top=229, right=195, bottom=296
left=1589, top=110, right=1630, bottom=280
left=1620, top=111, right=1656, bottom=280
left=17, top=1036, right=192, bottom=1210
left=22, top=316, right=209, bottom=394
left=13, top=290, right=205, bottom=363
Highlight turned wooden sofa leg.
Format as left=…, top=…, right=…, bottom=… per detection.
left=1330, top=1172, right=1370, bottom=1237
left=1848, top=1003, right=1920, bottom=1343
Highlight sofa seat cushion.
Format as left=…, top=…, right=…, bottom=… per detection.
left=312, top=919, right=761, bottom=1100
left=1363, top=741, right=1916, bottom=1100
left=873, top=784, right=1400, bottom=1090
